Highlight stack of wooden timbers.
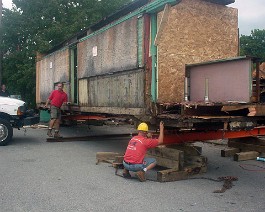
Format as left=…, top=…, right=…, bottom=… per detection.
left=221, top=137, right=265, bottom=161
left=147, top=145, right=207, bottom=182
left=96, top=144, right=208, bottom=182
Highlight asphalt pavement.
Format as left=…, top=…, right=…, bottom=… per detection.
left=0, top=124, right=264, bottom=212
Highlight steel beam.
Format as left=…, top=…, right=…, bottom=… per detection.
left=162, top=127, right=265, bottom=144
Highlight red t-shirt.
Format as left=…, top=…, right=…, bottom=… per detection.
left=124, top=135, right=159, bottom=164
left=49, top=90, right=68, bottom=108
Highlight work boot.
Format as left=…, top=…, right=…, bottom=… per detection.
left=136, top=170, right=146, bottom=182
left=47, top=129, right=53, bottom=137
left=123, top=169, right=131, bottom=179
left=54, top=131, right=63, bottom=138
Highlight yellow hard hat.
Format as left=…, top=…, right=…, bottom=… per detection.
left=137, top=122, right=148, bottom=132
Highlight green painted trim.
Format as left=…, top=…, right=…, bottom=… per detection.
left=79, top=0, right=179, bottom=43
left=151, top=14, right=158, bottom=103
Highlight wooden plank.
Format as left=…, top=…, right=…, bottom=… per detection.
left=231, top=137, right=265, bottom=146
left=96, top=152, right=123, bottom=165
left=167, top=144, right=202, bottom=156
left=221, top=148, right=240, bottom=157
left=233, top=151, right=259, bottom=161
left=157, top=169, right=188, bottom=182
left=146, top=154, right=180, bottom=170
left=147, top=146, right=184, bottom=161
left=228, top=139, right=265, bottom=153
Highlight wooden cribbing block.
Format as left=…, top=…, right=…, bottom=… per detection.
left=184, top=155, right=207, bottom=165
left=147, top=146, right=184, bottom=161
left=228, top=140, right=265, bottom=153
left=233, top=151, right=259, bottom=161
left=146, top=154, right=180, bottom=170
left=229, top=137, right=265, bottom=146
left=221, top=148, right=240, bottom=157
left=167, top=144, right=202, bottom=156
left=96, top=152, right=123, bottom=165
left=157, top=169, right=188, bottom=182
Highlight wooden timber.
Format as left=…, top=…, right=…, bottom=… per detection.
left=228, top=139, right=265, bottom=153
left=221, top=148, right=240, bottom=157
left=145, top=154, right=180, bottom=170
left=96, top=152, right=123, bottom=165
left=233, top=151, right=260, bottom=161
left=147, top=145, right=207, bottom=182
left=157, top=169, right=188, bottom=182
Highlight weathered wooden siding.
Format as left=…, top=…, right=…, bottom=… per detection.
left=78, top=69, right=145, bottom=115
left=36, top=48, right=70, bottom=103
left=78, top=17, right=138, bottom=78
left=157, top=0, right=238, bottom=103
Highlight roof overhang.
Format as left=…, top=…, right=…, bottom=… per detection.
left=203, top=0, right=235, bottom=5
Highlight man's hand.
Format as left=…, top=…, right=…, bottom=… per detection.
left=160, top=121, right=164, bottom=131
left=158, top=121, right=164, bottom=145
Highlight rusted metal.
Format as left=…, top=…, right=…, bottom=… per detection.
left=162, top=127, right=265, bottom=145
left=62, top=114, right=109, bottom=121
left=46, top=133, right=137, bottom=142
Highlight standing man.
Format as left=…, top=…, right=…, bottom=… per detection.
left=45, top=82, right=68, bottom=138
left=0, top=84, right=10, bottom=97
left=123, top=121, right=164, bottom=182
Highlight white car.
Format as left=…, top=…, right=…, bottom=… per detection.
left=0, top=96, right=39, bottom=145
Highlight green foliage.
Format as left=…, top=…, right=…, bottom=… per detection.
left=240, top=29, right=265, bottom=62
left=2, top=0, right=131, bottom=107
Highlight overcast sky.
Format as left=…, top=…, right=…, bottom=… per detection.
left=2, top=0, right=265, bottom=35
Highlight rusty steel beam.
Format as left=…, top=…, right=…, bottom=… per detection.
left=162, top=127, right=265, bottom=145
left=47, top=133, right=137, bottom=142
left=62, top=114, right=109, bottom=121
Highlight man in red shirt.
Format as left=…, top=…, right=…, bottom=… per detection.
left=123, top=121, right=164, bottom=182
left=45, top=82, right=68, bottom=138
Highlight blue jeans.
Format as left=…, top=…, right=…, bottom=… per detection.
left=123, top=158, right=156, bottom=172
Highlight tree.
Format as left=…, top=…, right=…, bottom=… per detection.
left=240, top=29, right=265, bottom=62
left=1, top=0, right=131, bottom=106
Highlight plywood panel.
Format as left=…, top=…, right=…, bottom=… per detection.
left=157, top=0, right=238, bottom=103
left=78, top=17, right=138, bottom=78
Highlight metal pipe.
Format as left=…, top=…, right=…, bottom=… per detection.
left=184, top=77, right=189, bottom=101
left=204, top=78, right=209, bottom=102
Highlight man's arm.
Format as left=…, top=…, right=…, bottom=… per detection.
left=157, top=121, right=164, bottom=145
left=44, top=98, right=51, bottom=108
